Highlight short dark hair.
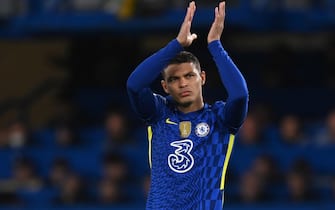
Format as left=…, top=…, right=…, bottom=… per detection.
left=162, top=51, right=201, bottom=79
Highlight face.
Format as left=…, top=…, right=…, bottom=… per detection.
left=161, top=62, right=205, bottom=108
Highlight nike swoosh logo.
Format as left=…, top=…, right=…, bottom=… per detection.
left=166, top=118, right=178, bottom=125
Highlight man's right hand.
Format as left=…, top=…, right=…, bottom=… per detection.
left=176, top=1, right=197, bottom=47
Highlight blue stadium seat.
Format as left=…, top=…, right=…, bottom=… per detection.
left=78, top=127, right=105, bottom=150
left=17, top=187, right=58, bottom=206
left=32, top=128, right=56, bottom=148
left=303, top=145, right=335, bottom=174
left=0, top=149, right=19, bottom=178
left=230, top=146, right=264, bottom=176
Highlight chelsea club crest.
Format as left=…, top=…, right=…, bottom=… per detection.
left=195, top=122, right=210, bottom=137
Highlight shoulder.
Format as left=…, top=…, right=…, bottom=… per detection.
left=153, top=93, right=167, bottom=105
left=154, top=94, right=175, bottom=110
left=147, top=94, right=174, bottom=124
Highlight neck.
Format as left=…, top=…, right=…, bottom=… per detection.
left=177, top=100, right=204, bottom=114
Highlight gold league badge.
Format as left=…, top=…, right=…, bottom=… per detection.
left=179, top=121, right=191, bottom=138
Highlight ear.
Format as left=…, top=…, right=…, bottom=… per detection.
left=161, top=80, right=169, bottom=94
left=200, top=70, right=206, bottom=86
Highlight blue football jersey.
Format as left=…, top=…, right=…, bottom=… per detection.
left=127, top=39, right=248, bottom=209
left=146, top=95, right=235, bottom=210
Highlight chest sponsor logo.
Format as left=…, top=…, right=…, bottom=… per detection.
left=195, top=122, right=210, bottom=137
left=168, top=139, right=194, bottom=173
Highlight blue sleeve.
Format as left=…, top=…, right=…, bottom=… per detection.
left=127, top=39, right=183, bottom=121
left=208, top=40, right=249, bottom=134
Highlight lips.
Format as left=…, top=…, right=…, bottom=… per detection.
left=180, top=91, right=191, bottom=97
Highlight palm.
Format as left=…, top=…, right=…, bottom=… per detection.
left=177, top=2, right=197, bottom=47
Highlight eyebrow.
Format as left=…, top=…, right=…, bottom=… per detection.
left=168, top=69, right=194, bottom=77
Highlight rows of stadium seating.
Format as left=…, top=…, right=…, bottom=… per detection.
left=0, top=123, right=334, bottom=205
left=1, top=126, right=335, bottom=180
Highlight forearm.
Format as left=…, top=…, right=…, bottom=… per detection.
left=208, top=40, right=249, bottom=130
left=127, top=39, right=183, bottom=121
left=208, top=40, right=248, bottom=100
left=127, top=39, right=183, bottom=92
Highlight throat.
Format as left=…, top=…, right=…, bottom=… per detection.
left=177, top=101, right=204, bottom=114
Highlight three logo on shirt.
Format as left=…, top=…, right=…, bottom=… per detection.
left=168, top=139, right=194, bottom=173
left=166, top=119, right=210, bottom=173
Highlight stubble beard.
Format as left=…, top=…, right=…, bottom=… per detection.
left=178, top=101, right=192, bottom=108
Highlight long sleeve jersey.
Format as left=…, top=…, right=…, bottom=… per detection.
left=127, top=39, right=248, bottom=210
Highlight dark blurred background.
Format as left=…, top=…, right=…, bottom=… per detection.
left=0, top=0, right=334, bottom=209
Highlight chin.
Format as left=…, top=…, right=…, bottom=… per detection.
left=178, top=100, right=193, bottom=107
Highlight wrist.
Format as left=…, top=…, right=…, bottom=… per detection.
left=208, top=39, right=220, bottom=45
left=176, top=37, right=186, bottom=47
left=171, top=39, right=184, bottom=51
left=208, top=37, right=220, bottom=44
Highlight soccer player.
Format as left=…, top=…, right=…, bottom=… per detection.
left=127, top=1, right=248, bottom=209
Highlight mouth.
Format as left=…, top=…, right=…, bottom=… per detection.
left=180, top=91, right=191, bottom=97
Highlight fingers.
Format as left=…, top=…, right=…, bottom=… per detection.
left=219, top=1, right=225, bottom=13
left=177, top=1, right=197, bottom=47
left=207, top=1, right=225, bottom=43
left=189, top=1, right=196, bottom=22
left=184, top=1, right=196, bottom=23
left=215, top=2, right=225, bottom=22
left=218, top=2, right=225, bottom=19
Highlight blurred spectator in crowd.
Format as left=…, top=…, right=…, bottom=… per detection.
left=98, top=178, right=128, bottom=204
left=7, top=120, right=32, bottom=148
left=0, top=157, right=43, bottom=192
left=279, top=114, right=306, bottom=145
left=250, top=102, right=274, bottom=130
left=236, top=170, right=269, bottom=203
left=97, top=153, right=130, bottom=204
left=103, top=0, right=135, bottom=19
left=102, top=153, right=129, bottom=183
left=142, top=174, right=151, bottom=200
left=251, top=155, right=281, bottom=190
left=0, top=158, right=40, bottom=206
left=12, top=158, right=43, bottom=191
left=236, top=113, right=264, bottom=146
left=286, top=159, right=317, bottom=203
left=315, top=109, right=335, bottom=146
left=0, top=127, right=9, bottom=148
left=48, top=158, right=71, bottom=189
left=55, top=124, right=79, bottom=147
left=105, top=108, right=133, bottom=149
left=54, top=173, right=88, bottom=204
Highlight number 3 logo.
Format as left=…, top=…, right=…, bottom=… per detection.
left=168, top=139, right=194, bottom=173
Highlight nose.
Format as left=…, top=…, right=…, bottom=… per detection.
left=179, top=77, right=188, bottom=88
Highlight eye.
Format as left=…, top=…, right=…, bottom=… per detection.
left=186, top=74, right=194, bottom=78
left=168, top=77, right=177, bottom=83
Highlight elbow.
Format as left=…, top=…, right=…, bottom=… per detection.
left=235, top=87, right=249, bottom=102
left=239, top=81, right=249, bottom=100
left=233, top=79, right=249, bottom=100
left=230, top=90, right=249, bottom=106
left=236, top=94, right=249, bottom=105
